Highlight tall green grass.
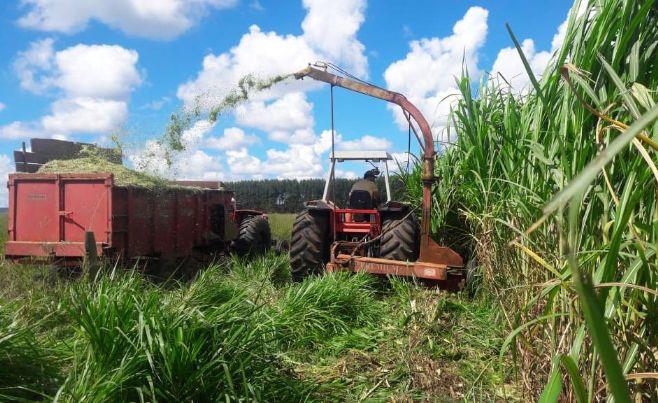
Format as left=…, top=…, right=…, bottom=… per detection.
left=424, top=0, right=658, bottom=399
left=0, top=302, right=61, bottom=401
left=0, top=254, right=510, bottom=401
left=56, top=267, right=308, bottom=401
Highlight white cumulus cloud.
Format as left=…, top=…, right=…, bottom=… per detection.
left=384, top=6, right=489, bottom=138
left=0, top=103, right=5, bottom=112
left=177, top=0, right=367, bottom=148
left=234, top=92, right=314, bottom=143
left=0, top=121, right=43, bottom=140
left=178, top=0, right=367, bottom=104
left=41, top=97, right=128, bottom=135
left=54, top=44, right=142, bottom=98
left=15, top=42, right=142, bottom=99
left=225, top=147, right=263, bottom=177
left=3, top=40, right=142, bottom=140
left=264, top=144, right=326, bottom=178
left=224, top=129, right=335, bottom=180
left=338, top=134, right=392, bottom=151
left=178, top=150, right=224, bottom=180
left=490, top=2, right=588, bottom=94
left=207, top=127, right=259, bottom=150
left=336, top=169, right=357, bottom=179
left=176, top=25, right=318, bottom=107
left=301, top=0, right=367, bottom=77
left=18, top=0, right=238, bottom=40
left=13, top=38, right=56, bottom=94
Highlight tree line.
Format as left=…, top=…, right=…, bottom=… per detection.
left=225, top=178, right=406, bottom=213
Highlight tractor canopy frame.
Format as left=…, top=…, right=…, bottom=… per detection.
left=323, top=150, right=392, bottom=203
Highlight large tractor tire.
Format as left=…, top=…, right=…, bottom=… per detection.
left=290, top=209, right=328, bottom=280
left=379, top=213, right=420, bottom=261
left=232, top=215, right=272, bottom=256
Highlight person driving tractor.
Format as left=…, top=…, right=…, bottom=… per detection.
left=349, top=168, right=381, bottom=209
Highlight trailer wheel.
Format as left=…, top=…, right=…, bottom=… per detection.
left=379, top=213, right=420, bottom=261
left=290, top=209, right=328, bottom=280
left=232, top=215, right=272, bottom=256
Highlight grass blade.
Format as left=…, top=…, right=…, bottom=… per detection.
left=559, top=355, right=588, bottom=403
left=539, top=363, right=562, bottom=403
left=505, top=23, right=546, bottom=103
left=544, top=103, right=658, bottom=216
left=568, top=195, right=631, bottom=403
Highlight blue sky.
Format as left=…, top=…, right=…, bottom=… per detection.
left=0, top=0, right=573, bottom=204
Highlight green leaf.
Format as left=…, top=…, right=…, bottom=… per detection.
left=599, top=54, right=641, bottom=119
left=544, top=102, right=658, bottom=216
left=559, top=355, right=588, bottom=403
left=500, top=313, right=567, bottom=360
left=506, top=23, right=546, bottom=104
left=631, top=83, right=655, bottom=111
left=539, top=365, right=562, bottom=403
left=568, top=195, right=631, bottom=403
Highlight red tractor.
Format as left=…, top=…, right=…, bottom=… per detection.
left=289, top=63, right=465, bottom=288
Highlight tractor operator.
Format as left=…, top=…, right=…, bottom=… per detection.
left=349, top=168, right=381, bottom=208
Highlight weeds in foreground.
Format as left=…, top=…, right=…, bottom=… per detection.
left=0, top=258, right=508, bottom=401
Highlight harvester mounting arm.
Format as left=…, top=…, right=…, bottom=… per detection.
left=293, top=65, right=435, bottom=162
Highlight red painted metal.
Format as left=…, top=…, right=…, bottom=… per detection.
left=332, top=209, right=380, bottom=236
left=327, top=254, right=448, bottom=281
left=5, top=173, right=237, bottom=261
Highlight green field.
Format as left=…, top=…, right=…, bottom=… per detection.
left=0, top=212, right=509, bottom=401
left=268, top=213, right=295, bottom=241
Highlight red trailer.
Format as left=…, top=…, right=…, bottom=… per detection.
left=5, top=173, right=271, bottom=266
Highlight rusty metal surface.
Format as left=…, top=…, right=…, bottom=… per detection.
left=6, top=173, right=239, bottom=261
left=419, top=236, right=464, bottom=268
left=327, top=254, right=448, bottom=281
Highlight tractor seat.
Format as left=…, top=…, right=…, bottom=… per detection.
left=349, top=190, right=373, bottom=210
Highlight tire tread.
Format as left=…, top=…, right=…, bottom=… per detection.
left=290, top=210, right=328, bottom=280
left=379, top=213, right=420, bottom=261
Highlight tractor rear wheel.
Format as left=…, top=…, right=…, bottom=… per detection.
left=232, top=215, right=271, bottom=256
left=290, top=209, right=328, bottom=280
left=379, top=213, right=420, bottom=261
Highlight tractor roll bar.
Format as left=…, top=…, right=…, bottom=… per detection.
left=293, top=65, right=437, bottom=249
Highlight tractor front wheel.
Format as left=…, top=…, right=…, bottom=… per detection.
left=379, top=213, right=420, bottom=261
left=290, top=209, right=328, bottom=280
left=232, top=215, right=272, bottom=256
